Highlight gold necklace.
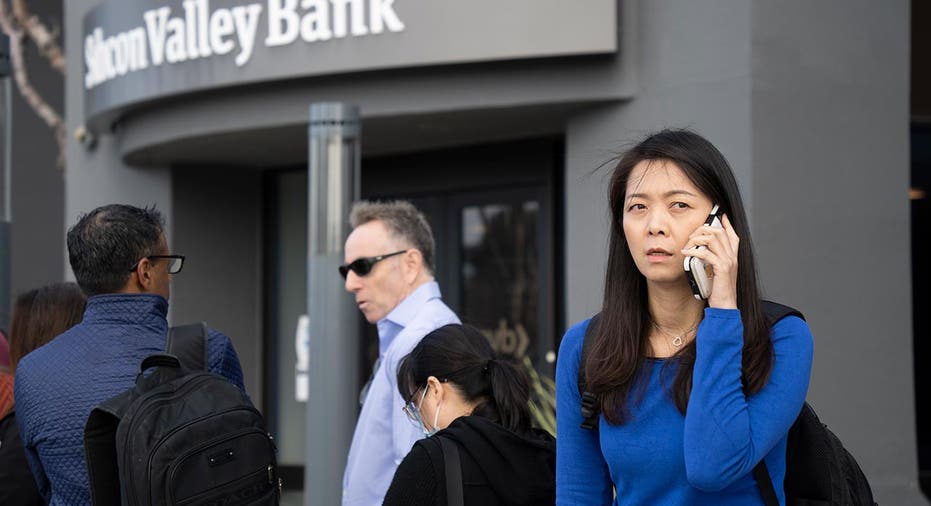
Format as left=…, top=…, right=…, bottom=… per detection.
left=651, top=320, right=699, bottom=348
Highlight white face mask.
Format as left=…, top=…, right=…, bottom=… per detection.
left=422, top=400, right=441, bottom=437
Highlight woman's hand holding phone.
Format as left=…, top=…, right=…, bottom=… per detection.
left=682, top=213, right=739, bottom=309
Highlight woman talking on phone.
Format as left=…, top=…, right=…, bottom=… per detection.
left=555, top=129, right=813, bottom=505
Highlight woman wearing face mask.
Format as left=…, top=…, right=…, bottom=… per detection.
left=383, top=323, right=556, bottom=506
left=555, top=129, right=813, bottom=505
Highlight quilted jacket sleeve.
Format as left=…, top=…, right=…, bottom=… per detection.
left=206, top=328, right=246, bottom=392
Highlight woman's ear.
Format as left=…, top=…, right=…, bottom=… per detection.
left=426, top=375, right=444, bottom=401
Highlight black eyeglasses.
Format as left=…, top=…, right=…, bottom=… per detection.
left=338, top=250, right=407, bottom=279
left=129, top=255, right=185, bottom=274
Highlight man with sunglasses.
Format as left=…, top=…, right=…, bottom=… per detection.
left=14, top=204, right=245, bottom=506
left=341, top=200, right=459, bottom=506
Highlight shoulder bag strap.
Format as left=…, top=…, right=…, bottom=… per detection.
left=760, top=300, right=805, bottom=324
left=84, top=406, right=123, bottom=506
left=166, top=322, right=209, bottom=372
left=754, top=459, right=780, bottom=506
left=579, top=313, right=601, bottom=430
left=753, top=300, right=805, bottom=505
left=439, top=437, right=463, bottom=506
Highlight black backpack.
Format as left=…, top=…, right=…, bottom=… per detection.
left=84, top=323, right=280, bottom=506
left=577, top=301, right=878, bottom=506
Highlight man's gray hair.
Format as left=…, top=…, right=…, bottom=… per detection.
left=349, top=200, right=436, bottom=274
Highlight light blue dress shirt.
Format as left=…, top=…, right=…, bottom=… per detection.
left=341, top=281, right=459, bottom=506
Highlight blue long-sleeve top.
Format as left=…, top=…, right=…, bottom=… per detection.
left=556, top=308, right=813, bottom=505
left=14, top=293, right=245, bottom=506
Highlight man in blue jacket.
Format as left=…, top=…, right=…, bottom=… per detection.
left=14, top=204, right=245, bottom=506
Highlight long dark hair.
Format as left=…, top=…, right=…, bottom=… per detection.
left=585, top=129, right=771, bottom=424
left=397, top=324, right=532, bottom=433
left=9, top=282, right=87, bottom=371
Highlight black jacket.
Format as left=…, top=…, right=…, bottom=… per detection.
left=0, top=410, right=43, bottom=506
left=383, top=415, right=556, bottom=505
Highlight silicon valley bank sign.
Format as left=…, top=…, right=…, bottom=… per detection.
left=85, top=0, right=404, bottom=89
left=83, top=0, right=617, bottom=124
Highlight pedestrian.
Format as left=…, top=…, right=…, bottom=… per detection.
left=14, top=204, right=246, bottom=506
left=1, top=282, right=86, bottom=506
left=555, top=129, right=813, bottom=505
left=0, top=327, right=13, bottom=417
left=0, top=328, right=10, bottom=371
left=383, top=323, right=555, bottom=505
left=341, top=200, right=460, bottom=505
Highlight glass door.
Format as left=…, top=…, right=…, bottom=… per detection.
left=453, top=189, right=555, bottom=375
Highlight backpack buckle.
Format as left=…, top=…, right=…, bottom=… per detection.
left=580, top=391, right=598, bottom=430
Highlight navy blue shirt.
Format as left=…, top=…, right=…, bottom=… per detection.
left=14, top=293, right=245, bottom=506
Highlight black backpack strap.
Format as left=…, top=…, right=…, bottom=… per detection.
left=761, top=300, right=805, bottom=325
left=419, top=439, right=447, bottom=505
left=753, top=459, right=780, bottom=506
left=753, top=300, right=805, bottom=504
left=440, top=437, right=464, bottom=506
left=578, top=313, right=601, bottom=430
left=167, top=322, right=209, bottom=372
left=84, top=392, right=133, bottom=506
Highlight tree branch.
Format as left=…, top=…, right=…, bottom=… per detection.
left=0, top=0, right=66, bottom=168
left=11, top=0, right=64, bottom=74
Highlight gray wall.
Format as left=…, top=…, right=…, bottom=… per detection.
left=9, top=1, right=65, bottom=306
left=751, top=1, right=917, bottom=502
left=171, top=165, right=264, bottom=406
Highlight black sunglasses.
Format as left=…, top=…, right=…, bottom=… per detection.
left=129, top=255, right=185, bottom=274
left=338, top=250, right=407, bottom=279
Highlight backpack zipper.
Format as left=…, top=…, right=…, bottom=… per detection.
left=144, top=403, right=263, bottom=503
left=164, top=427, right=277, bottom=505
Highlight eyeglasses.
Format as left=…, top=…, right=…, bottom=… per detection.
left=401, top=379, right=448, bottom=426
left=128, top=255, right=185, bottom=274
left=338, top=250, right=407, bottom=279
left=402, top=386, right=428, bottom=426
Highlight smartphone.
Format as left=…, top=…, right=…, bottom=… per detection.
left=684, top=204, right=722, bottom=300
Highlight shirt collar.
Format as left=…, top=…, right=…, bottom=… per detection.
left=81, top=293, right=169, bottom=325
left=375, top=281, right=443, bottom=350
